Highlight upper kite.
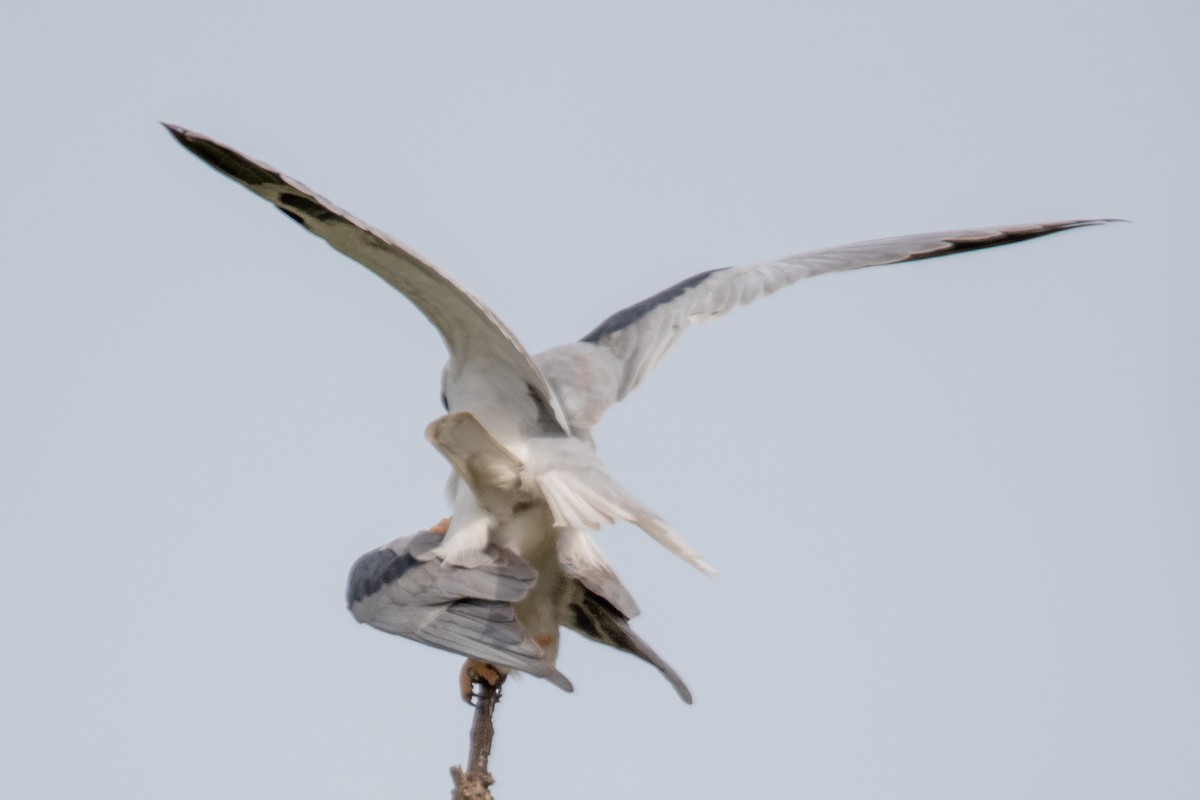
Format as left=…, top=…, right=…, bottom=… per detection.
left=166, top=123, right=1112, bottom=576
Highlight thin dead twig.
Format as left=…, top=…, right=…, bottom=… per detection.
left=450, top=675, right=503, bottom=800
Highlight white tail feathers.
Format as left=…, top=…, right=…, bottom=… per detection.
left=537, top=469, right=717, bottom=577
left=635, top=514, right=718, bottom=578
left=429, top=412, right=717, bottom=577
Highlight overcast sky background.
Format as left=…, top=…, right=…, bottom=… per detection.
left=2, top=2, right=1197, bottom=798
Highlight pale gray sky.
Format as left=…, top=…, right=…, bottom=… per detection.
left=2, top=2, right=1197, bottom=798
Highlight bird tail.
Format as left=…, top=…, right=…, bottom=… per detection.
left=532, top=450, right=717, bottom=577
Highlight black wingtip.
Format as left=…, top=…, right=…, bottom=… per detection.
left=162, top=124, right=284, bottom=189
left=161, top=122, right=191, bottom=145
left=162, top=122, right=221, bottom=165
left=894, top=217, right=1125, bottom=266
left=1066, top=218, right=1127, bottom=227
left=1049, top=218, right=1129, bottom=232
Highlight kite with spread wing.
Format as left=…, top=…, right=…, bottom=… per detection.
left=167, top=124, right=1111, bottom=698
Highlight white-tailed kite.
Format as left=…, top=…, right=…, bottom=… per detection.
left=166, top=124, right=1112, bottom=585
left=347, top=520, right=691, bottom=703
left=351, top=412, right=685, bottom=702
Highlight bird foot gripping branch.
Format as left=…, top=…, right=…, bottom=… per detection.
left=452, top=661, right=505, bottom=800
left=169, top=123, right=1116, bottom=798
left=460, top=659, right=505, bottom=706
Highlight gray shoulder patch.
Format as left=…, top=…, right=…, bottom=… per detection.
left=580, top=267, right=726, bottom=343
left=346, top=547, right=418, bottom=606
left=527, top=383, right=568, bottom=436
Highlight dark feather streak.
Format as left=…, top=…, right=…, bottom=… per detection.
left=580, top=268, right=725, bottom=344
left=896, top=221, right=1109, bottom=263
left=345, top=548, right=418, bottom=606
left=163, top=124, right=279, bottom=187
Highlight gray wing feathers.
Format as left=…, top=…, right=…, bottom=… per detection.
left=563, top=589, right=693, bottom=704
left=560, top=559, right=641, bottom=620
left=347, top=532, right=572, bottom=691
left=580, top=219, right=1113, bottom=402
left=413, top=601, right=574, bottom=691
left=354, top=532, right=536, bottom=603
left=164, top=124, right=571, bottom=434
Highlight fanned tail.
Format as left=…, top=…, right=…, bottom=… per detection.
left=536, top=467, right=716, bottom=577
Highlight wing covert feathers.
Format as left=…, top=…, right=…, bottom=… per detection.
left=164, top=124, right=571, bottom=434
left=580, top=219, right=1116, bottom=402
left=347, top=531, right=573, bottom=692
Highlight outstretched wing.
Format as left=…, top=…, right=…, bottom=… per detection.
left=563, top=219, right=1115, bottom=410
left=165, top=124, right=570, bottom=434
left=347, top=531, right=573, bottom=691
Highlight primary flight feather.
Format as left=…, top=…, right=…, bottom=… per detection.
left=166, top=123, right=1111, bottom=579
